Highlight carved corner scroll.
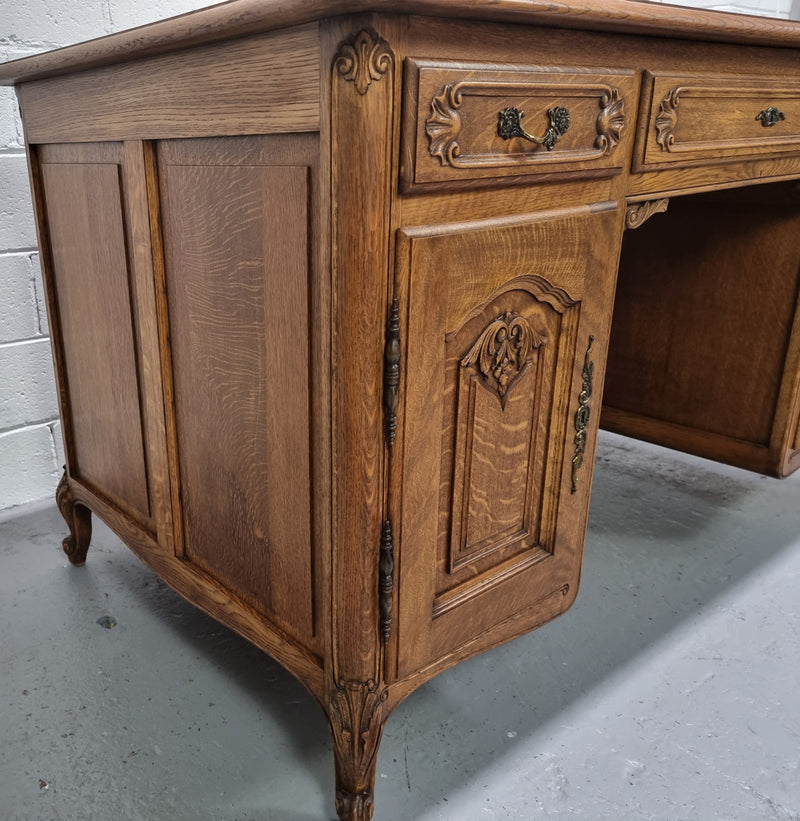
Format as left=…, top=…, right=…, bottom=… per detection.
left=334, top=29, right=393, bottom=95
left=655, top=87, right=681, bottom=151
left=626, top=198, right=670, bottom=229
left=426, top=84, right=462, bottom=166
left=329, top=680, right=389, bottom=821
left=595, top=87, right=626, bottom=156
left=462, top=311, right=547, bottom=409
left=571, top=335, right=595, bottom=494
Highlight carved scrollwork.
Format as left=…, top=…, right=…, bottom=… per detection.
left=595, top=87, right=626, bottom=155
left=656, top=87, right=682, bottom=152
left=625, top=198, right=670, bottom=229
left=426, top=84, right=463, bottom=166
left=463, top=312, right=547, bottom=409
left=334, top=29, right=393, bottom=95
left=329, top=681, right=389, bottom=821
left=426, top=80, right=626, bottom=168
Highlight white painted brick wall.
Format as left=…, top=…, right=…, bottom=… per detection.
left=0, top=0, right=797, bottom=511
left=0, top=0, right=215, bottom=510
left=653, top=0, right=796, bottom=16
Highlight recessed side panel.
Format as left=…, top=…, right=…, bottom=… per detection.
left=603, top=184, right=800, bottom=475
left=40, top=145, right=151, bottom=524
left=159, top=136, right=316, bottom=646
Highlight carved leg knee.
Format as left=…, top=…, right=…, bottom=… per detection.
left=328, top=681, right=389, bottom=821
left=56, top=470, right=92, bottom=565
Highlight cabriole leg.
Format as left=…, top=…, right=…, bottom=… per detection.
left=55, top=469, right=92, bottom=565
left=328, top=681, right=389, bottom=821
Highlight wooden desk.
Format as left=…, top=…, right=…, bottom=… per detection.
left=3, top=2, right=800, bottom=818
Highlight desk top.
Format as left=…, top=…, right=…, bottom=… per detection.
left=2, top=0, right=800, bottom=85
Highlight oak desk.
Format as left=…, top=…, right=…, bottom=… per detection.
left=3, top=2, right=800, bottom=818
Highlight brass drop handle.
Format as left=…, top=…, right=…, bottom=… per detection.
left=756, top=107, right=785, bottom=127
left=497, top=105, right=570, bottom=151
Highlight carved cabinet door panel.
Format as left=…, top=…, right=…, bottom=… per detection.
left=394, top=203, right=621, bottom=678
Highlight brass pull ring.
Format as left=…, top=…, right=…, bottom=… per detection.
left=497, top=106, right=570, bottom=151
left=756, top=107, right=785, bottom=128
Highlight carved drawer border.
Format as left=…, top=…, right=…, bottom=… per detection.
left=402, top=58, right=635, bottom=192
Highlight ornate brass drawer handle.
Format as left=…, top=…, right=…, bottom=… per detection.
left=498, top=105, right=570, bottom=151
left=756, top=107, right=785, bottom=127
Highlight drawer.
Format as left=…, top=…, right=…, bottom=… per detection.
left=402, top=59, right=636, bottom=190
left=635, top=70, right=800, bottom=171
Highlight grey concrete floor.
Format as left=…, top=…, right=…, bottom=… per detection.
left=1, top=431, right=799, bottom=821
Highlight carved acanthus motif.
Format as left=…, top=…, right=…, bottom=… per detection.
left=595, top=87, right=626, bottom=155
left=426, top=84, right=463, bottom=166
left=334, top=29, right=393, bottom=95
left=656, top=87, right=682, bottom=151
left=329, top=681, right=389, bottom=821
left=463, top=312, right=546, bottom=409
left=56, top=469, right=92, bottom=565
left=626, top=198, right=670, bottom=229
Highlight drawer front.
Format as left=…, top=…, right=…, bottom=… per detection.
left=403, top=59, right=636, bottom=189
left=636, top=70, right=800, bottom=170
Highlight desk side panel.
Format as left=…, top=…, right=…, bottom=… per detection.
left=37, top=143, right=152, bottom=526
left=158, top=135, right=320, bottom=650
left=18, top=23, right=321, bottom=144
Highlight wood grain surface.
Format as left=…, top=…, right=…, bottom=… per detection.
left=159, top=135, right=318, bottom=648
left=604, top=183, right=800, bottom=474
left=39, top=143, right=151, bottom=524
left=19, top=24, right=320, bottom=144
left=4, top=0, right=800, bottom=85
left=395, top=202, right=621, bottom=676
left=13, top=6, right=800, bottom=820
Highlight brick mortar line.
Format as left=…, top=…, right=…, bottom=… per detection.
left=0, top=336, right=51, bottom=350
left=0, top=333, right=49, bottom=346
left=0, top=417, right=60, bottom=437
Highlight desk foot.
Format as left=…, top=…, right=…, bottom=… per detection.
left=56, top=470, right=92, bottom=566
left=329, top=681, right=388, bottom=821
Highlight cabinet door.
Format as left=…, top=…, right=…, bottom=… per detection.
left=395, top=204, right=620, bottom=677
